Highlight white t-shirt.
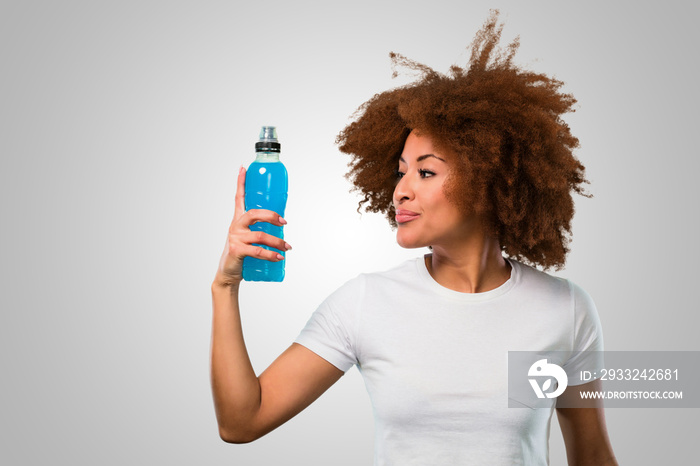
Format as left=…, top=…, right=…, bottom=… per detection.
left=295, top=256, right=604, bottom=465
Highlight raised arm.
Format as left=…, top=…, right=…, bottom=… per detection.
left=210, top=167, right=344, bottom=443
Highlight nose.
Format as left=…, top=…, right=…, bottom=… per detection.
left=393, top=173, right=413, bottom=206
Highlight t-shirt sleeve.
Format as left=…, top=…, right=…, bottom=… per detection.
left=562, top=280, right=605, bottom=385
left=294, top=275, right=364, bottom=373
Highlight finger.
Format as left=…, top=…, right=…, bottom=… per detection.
left=240, top=230, right=292, bottom=252
left=240, top=209, right=287, bottom=228
left=232, top=243, right=286, bottom=262
left=233, top=166, right=246, bottom=221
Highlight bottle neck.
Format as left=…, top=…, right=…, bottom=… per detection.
left=255, top=151, right=280, bottom=162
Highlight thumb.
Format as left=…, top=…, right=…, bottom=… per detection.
left=233, top=165, right=246, bottom=221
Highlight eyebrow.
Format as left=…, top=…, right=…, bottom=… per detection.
left=399, top=154, right=446, bottom=163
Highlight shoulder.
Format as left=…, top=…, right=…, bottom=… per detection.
left=511, top=259, right=572, bottom=298
left=511, top=259, right=604, bottom=356
left=510, top=259, right=599, bottom=317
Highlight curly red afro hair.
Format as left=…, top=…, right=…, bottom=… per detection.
left=336, top=10, right=590, bottom=270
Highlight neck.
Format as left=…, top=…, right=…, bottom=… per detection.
left=426, top=235, right=511, bottom=293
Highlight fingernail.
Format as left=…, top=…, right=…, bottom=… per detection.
left=285, top=242, right=292, bottom=251
left=276, top=253, right=284, bottom=260
left=279, top=217, right=287, bottom=225
left=239, top=165, right=245, bottom=174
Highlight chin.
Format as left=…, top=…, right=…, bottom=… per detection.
left=396, top=232, right=427, bottom=250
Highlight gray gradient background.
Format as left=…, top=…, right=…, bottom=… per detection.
left=1, top=1, right=698, bottom=464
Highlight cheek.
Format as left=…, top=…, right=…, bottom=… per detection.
left=430, top=190, right=452, bottom=214
left=433, top=194, right=466, bottom=226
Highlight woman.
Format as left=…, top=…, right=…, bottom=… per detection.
left=211, top=11, right=617, bottom=465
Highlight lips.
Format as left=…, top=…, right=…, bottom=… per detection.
left=395, top=209, right=420, bottom=224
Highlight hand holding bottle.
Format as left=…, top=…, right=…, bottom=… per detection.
left=214, top=166, right=291, bottom=287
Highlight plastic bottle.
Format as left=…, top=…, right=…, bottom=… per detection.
left=242, top=126, right=288, bottom=282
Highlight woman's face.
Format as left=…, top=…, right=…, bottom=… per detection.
left=393, top=131, right=472, bottom=250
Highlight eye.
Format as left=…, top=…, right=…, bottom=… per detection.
left=419, top=169, right=435, bottom=178
left=395, top=170, right=405, bottom=179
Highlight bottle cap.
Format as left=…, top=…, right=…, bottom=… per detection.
left=256, top=126, right=281, bottom=152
